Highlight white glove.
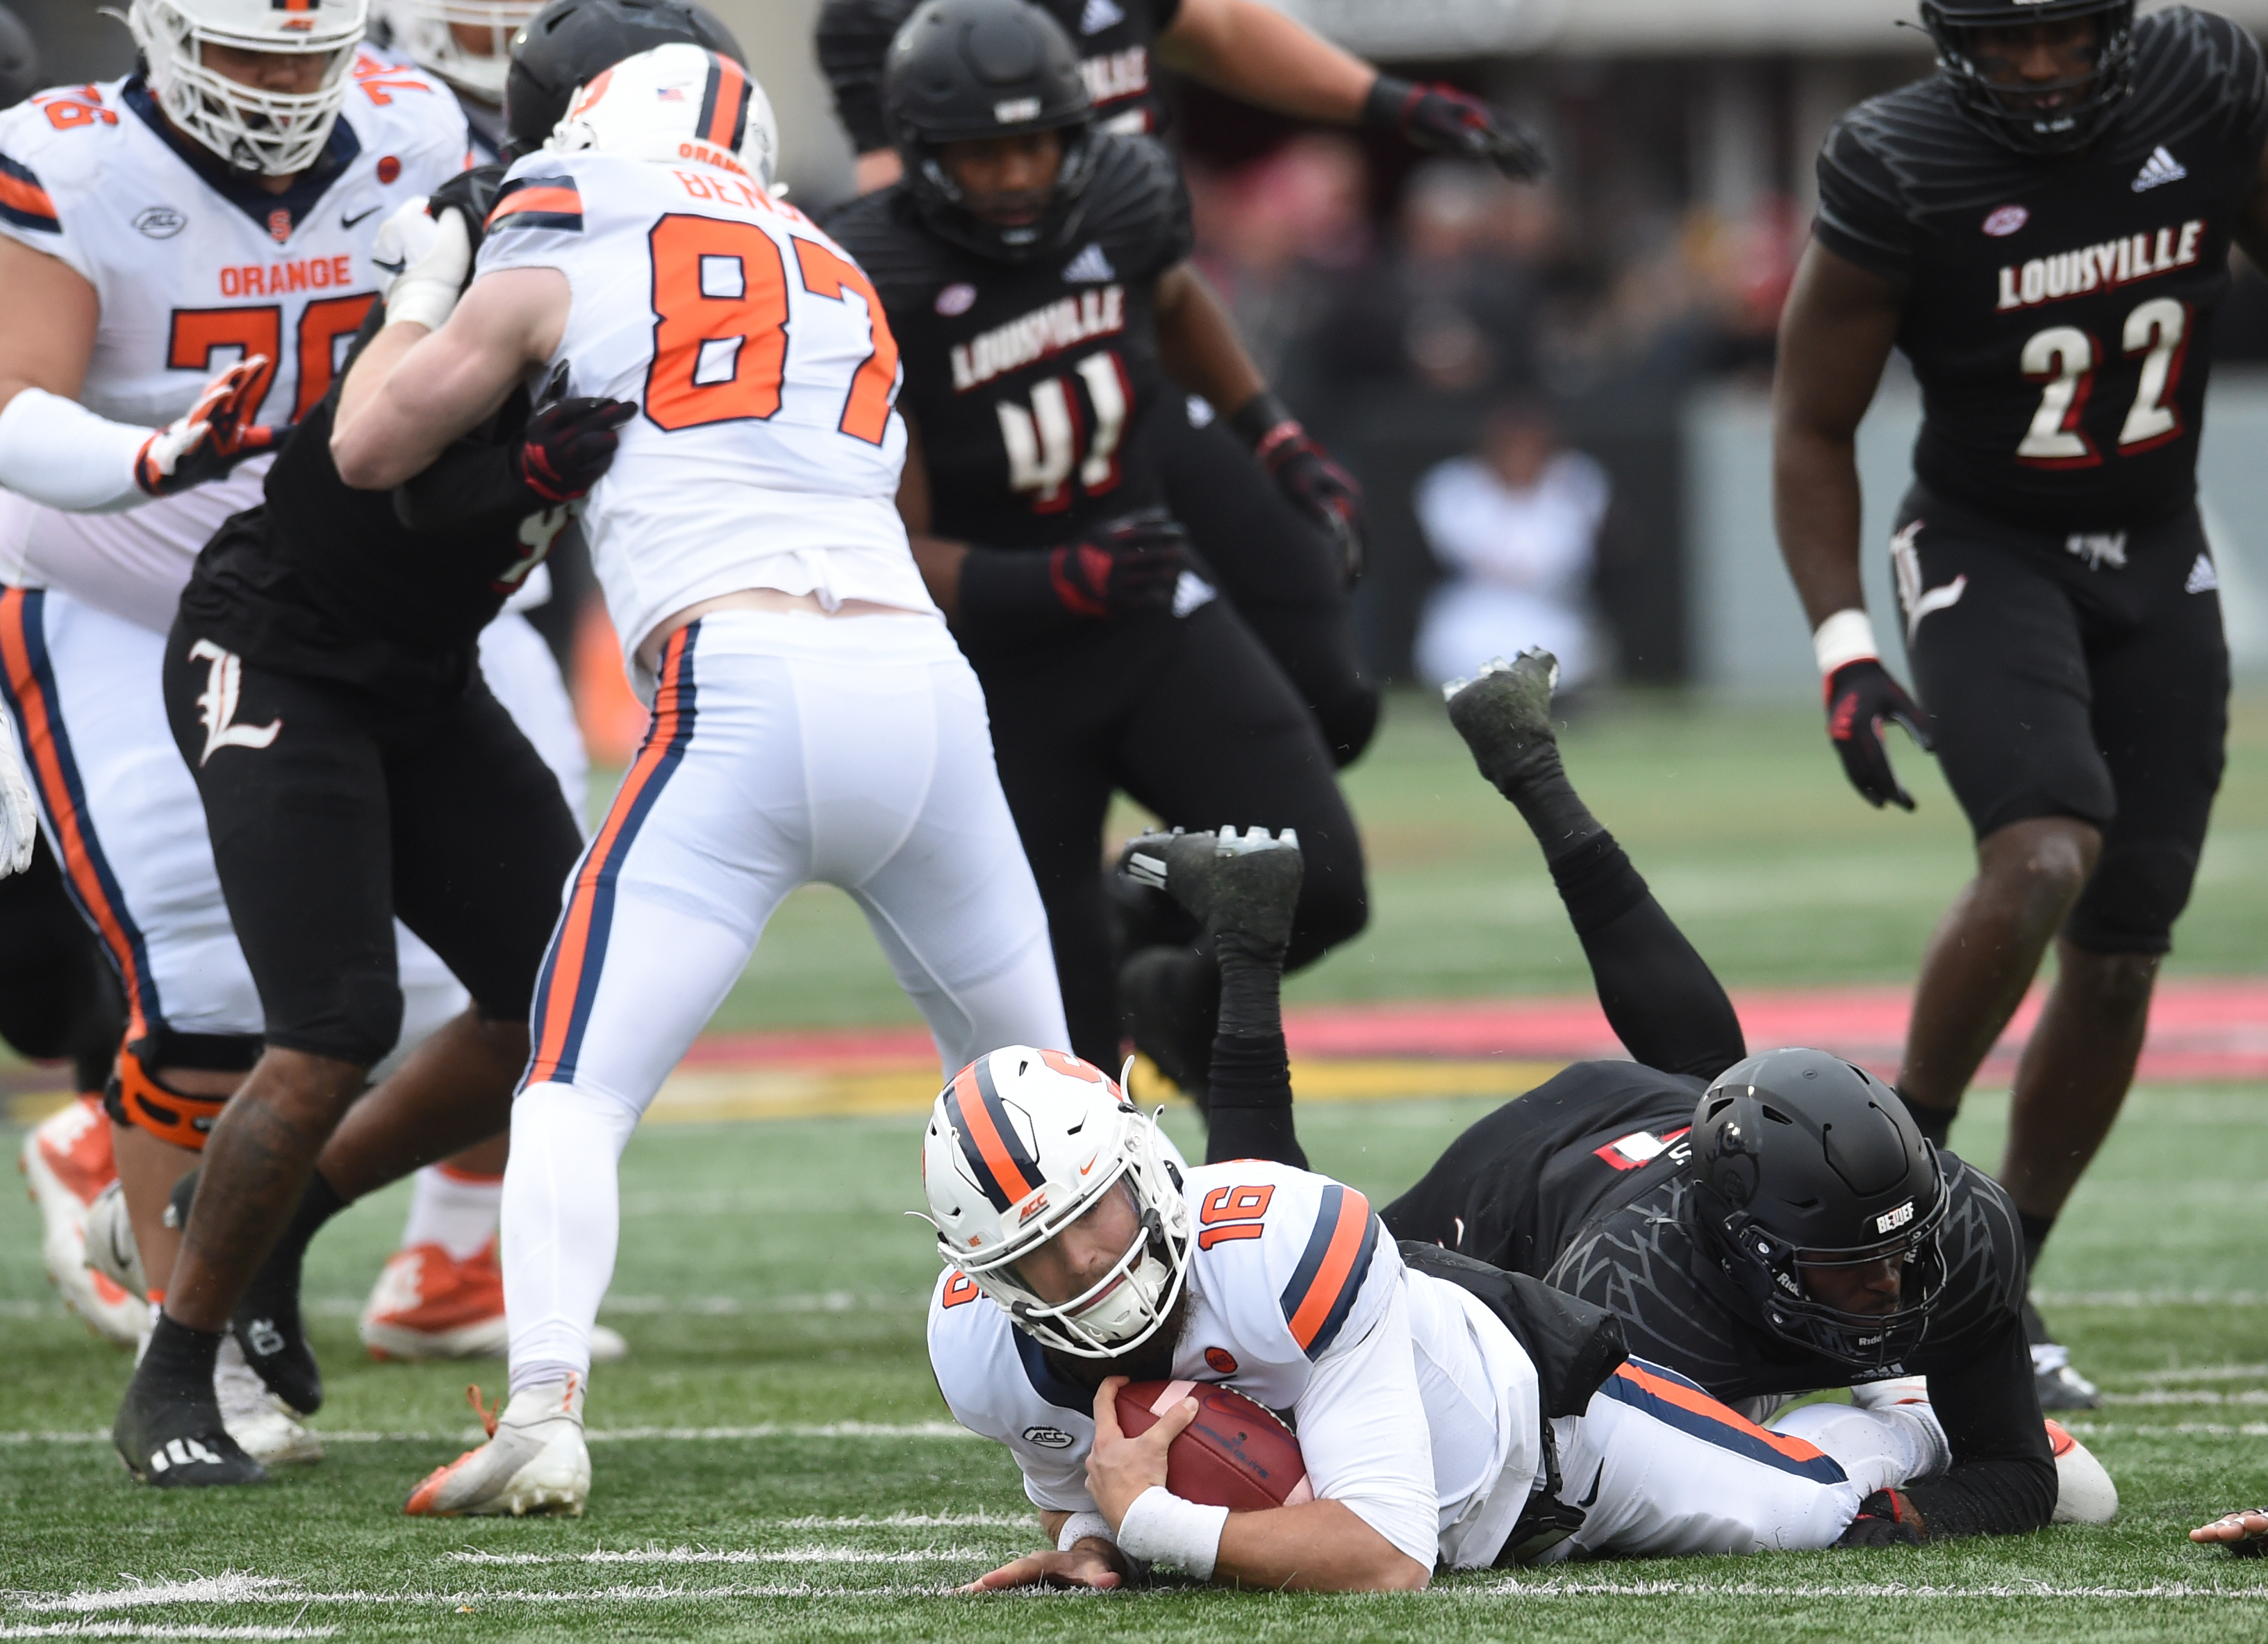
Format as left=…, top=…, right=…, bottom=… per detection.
left=0, top=697, right=35, bottom=877
left=369, top=194, right=440, bottom=287
left=378, top=199, right=472, bottom=334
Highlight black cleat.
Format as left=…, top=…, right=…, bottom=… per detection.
left=114, top=1368, right=267, bottom=1488
left=1118, top=826, right=1304, bottom=954
left=169, top=1167, right=323, bottom=1416
left=1443, top=649, right=1562, bottom=797
left=1118, top=945, right=1219, bottom=1107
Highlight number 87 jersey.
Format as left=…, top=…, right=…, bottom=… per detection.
left=475, top=145, right=933, bottom=680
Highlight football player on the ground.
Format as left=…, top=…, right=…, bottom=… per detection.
left=331, top=40, right=1071, bottom=1516
left=818, top=0, right=1546, bottom=774
left=920, top=1038, right=1951, bottom=1588
left=1772, top=1, right=2268, bottom=1409
left=1375, top=653, right=2071, bottom=1543
left=2195, top=1508, right=2268, bottom=1554
left=0, top=0, right=499, bottom=1467
left=825, top=0, right=1365, bottom=1153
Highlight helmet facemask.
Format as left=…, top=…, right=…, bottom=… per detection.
left=1919, top=0, right=2136, bottom=155
left=131, top=0, right=368, bottom=177
left=1700, top=1182, right=1951, bottom=1369
left=904, top=120, right=1098, bottom=263
left=386, top=0, right=538, bottom=103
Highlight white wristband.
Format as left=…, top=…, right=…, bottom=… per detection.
left=0, top=388, right=151, bottom=513
left=1812, top=608, right=1880, bottom=677
left=1114, top=1486, right=1230, bottom=1580
left=1056, top=1511, right=1118, bottom=1554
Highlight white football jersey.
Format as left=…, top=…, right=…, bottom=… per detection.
left=477, top=149, right=934, bottom=686
left=927, top=1160, right=1545, bottom=1570
left=0, top=60, right=470, bottom=629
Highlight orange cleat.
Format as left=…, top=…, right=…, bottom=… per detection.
left=19, top=1095, right=142, bottom=1346
left=361, top=1238, right=626, bottom=1363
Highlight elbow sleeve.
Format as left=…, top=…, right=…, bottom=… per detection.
left=0, top=388, right=151, bottom=513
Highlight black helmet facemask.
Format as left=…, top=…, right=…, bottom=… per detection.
left=1917, top=0, right=2136, bottom=155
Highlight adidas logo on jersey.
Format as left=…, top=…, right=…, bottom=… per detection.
left=1994, top=218, right=2203, bottom=311
left=950, top=285, right=1125, bottom=392
left=2187, top=553, right=2220, bottom=594
left=1080, top=0, right=1125, bottom=32
left=1061, top=243, right=1116, bottom=283
left=2131, top=145, right=2188, bottom=193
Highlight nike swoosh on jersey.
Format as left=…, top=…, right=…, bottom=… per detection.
left=341, top=206, right=381, bottom=229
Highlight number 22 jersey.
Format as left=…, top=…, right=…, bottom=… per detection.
left=1814, top=5, right=2268, bottom=534
left=476, top=149, right=935, bottom=688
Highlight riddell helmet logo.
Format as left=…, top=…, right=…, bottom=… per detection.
left=1875, top=1199, right=1916, bottom=1236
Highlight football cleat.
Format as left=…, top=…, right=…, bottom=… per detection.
left=113, top=1368, right=267, bottom=1488
left=1443, top=649, right=1563, bottom=799
left=1118, top=826, right=1304, bottom=954
left=361, top=1240, right=628, bottom=1363
left=215, top=1333, right=321, bottom=1468
left=20, top=1095, right=143, bottom=1347
left=2047, top=1418, right=2117, bottom=1524
left=2032, top=1341, right=2103, bottom=1411
left=84, top=1179, right=149, bottom=1306
left=404, top=1377, right=589, bottom=1518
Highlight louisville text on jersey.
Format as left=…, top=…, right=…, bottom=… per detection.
left=1081, top=46, right=1147, bottom=109
left=950, top=285, right=1125, bottom=392
left=1996, top=219, right=2205, bottom=311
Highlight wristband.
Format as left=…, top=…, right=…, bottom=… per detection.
left=1056, top=1511, right=1117, bottom=1554
left=1114, top=1485, right=1229, bottom=1579
left=1812, top=608, right=1880, bottom=677
left=1225, top=390, right=1300, bottom=462
left=0, top=388, right=156, bottom=513
left=1361, top=72, right=1418, bottom=132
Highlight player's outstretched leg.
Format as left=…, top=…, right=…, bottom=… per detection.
left=404, top=1378, right=590, bottom=1518
left=1444, top=653, right=1746, bottom=1083
left=1120, top=827, right=1305, bottom=1168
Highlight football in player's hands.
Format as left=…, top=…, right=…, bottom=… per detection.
left=1823, top=658, right=1935, bottom=811
left=1115, top=1379, right=1312, bottom=1513
left=514, top=397, right=636, bottom=504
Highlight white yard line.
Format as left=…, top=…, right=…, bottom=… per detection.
left=1448, top=1579, right=2268, bottom=1600
left=0, top=1423, right=976, bottom=1445
left=444, top=1548, right=988, bottom=1566
left=0, top=1627, right=336, bottom=1639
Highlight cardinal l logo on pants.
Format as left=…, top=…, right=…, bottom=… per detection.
left=188, top=638, right=280, bottom=765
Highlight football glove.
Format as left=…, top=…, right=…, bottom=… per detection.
left=1227, top=392, right=1365, bottom=583
left=0, top=697, right=33, bottom=877
left=1364, top=73, right=1546, bottom=182
left=134, top=356, right=281, bottom=497
left=957, top=513, right=1191, bottom=638
left=513, top=397, right=636, bottom=504
left=1835, top=1489, right=1927, bottom=1548
left=1825, top=658, right=1935, bottom=812
left=376, top=199, right=473, bottom=334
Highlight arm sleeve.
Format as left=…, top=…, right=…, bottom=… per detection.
left=1290, top=1280, right=1441, bottom=1570
left=0, top=388, right=148, bottom=513
left=1811, top=117, right=1916, bottom=285
left=1907, top=1317, right=2058, bottom=1536
left=813, top=0, right=914, bottom=155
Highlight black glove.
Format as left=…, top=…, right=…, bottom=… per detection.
left=1825, top=658, right=1935, bottom=812
left=1364, top=73, right=1546, bottom=182
left=1227, top=392, right=1365, bottom=583
left=514, top=397, right=636, bottom=504
left=1835, top=1489, right=1927, bottom=1548
left=957, top=513, right=1190, bottom=638
left=428, top=162, right=508, bottom=256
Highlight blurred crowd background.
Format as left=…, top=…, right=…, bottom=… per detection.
left=19, top=0, right=2268, bottom=708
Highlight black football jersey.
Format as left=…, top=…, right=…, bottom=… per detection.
left=817, top=0, right=1182, bottom=156
left=1815, top=6, right=2268, bottom=533
left=824, top=134, right=1194, bottom=551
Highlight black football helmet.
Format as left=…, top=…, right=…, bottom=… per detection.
left=504, top=0, right=745, bottom=157
left=884, top=0, right=1098, bottom=263
left=1687, top=1048, right=1949, bottom=1371
left=1919, top=0, right=2135, bottom=154
left=0, top=5, right=38, bottom=112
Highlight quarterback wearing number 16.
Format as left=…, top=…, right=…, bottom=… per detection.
left=331, top=42, right=1070, bottom=1517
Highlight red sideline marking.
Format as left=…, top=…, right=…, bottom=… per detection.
left=676, top=979, right=2268, bottom=1083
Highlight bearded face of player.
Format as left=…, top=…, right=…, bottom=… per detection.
left=1013, top=1178, right=1193, bottom=1386
left=1965, top=17, right=2105, bottom=124
left=938, top=131, right=1066, bottom=230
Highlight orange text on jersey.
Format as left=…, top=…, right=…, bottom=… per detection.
left=671, top=166, right=770, bottom=213
left=220, top=257, right=356, bottom=299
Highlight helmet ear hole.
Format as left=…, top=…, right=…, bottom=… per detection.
left=1760, top=1104, right=1794, bottom=1126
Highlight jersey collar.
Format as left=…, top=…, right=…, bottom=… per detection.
left=122, top=75, right=362, bottom=244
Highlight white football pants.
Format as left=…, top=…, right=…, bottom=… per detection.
left=505, top=608, right=1067, bottom=1391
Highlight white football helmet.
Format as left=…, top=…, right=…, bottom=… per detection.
left=130, top=0, right=368, bottom=177
left=547, top=41, right=777, bottom=190
left=378, top=0, right=535, bottom=103
left=922, top=1047, right=1193, bottom=1359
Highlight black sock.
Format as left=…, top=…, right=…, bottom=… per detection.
left=1213, top=931, right=1284, bottom=1040
left=138, top=1313, right=223, bottom=1402
left=1204, top=1031, right=1305, bottom=1170
left=248, top=1169, right=349, bottom=1304
left=1500, top=742, right=1606, bottom=866
left=2018, top=1208, right=2055, bottom=1274
left=1896, top=1089, right=1955, bottom=1149
left=1548, top=832, right=1651, bottom=936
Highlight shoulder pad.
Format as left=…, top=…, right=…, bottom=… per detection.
left=339, top=53, right=467, bottom=152
left=1188, top=1163, right=1390, bottom=1363
left=820, top=186, right=957, bottom=303
left=1077, top=133, right=1190, bottom=274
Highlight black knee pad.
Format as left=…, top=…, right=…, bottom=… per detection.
left=268, top=967, right=405, bottom=1070
left=2064, top=838, right=2200, bottom=956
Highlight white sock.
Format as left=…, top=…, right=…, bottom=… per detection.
left=502, top=1080, right=640, bottom=1397
left=399, top=1163, right=504, bottom=1261
left=1773, top=1400, right=1951, bottom=1495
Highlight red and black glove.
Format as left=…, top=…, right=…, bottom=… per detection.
left=1227, top=391, right=1365, bottom=583
left=1835, top=1489, right=1928, bottom=1548
left=957, top=513, right=1190, bottom=639
left=135, top=356, right=283, bottom=497
left=1364, top=73, right=1546, bottom=182
left=1825, top=658, right=1935, bottom=812
left=514, top=397, right=636, bottom=504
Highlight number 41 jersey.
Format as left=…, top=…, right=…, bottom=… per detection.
left=477, top=149, right=934, bottom=686
left=1815, top=6, right=2268, bottom=534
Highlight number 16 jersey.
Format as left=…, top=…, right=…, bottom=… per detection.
left=1814, top=5, right=2268, bottom=534
left=476, top=149, right=934, bottom=688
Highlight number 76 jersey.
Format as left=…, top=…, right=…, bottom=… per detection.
left=477, top=149, right=934, bottom=676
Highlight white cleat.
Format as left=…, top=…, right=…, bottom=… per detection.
left=84, top=1179, right=149, bottom=1304
left=2048, top=1419, right=2118, bottom=1524
left=20, top=1096, right=143, bottom=1347
left=404, top=1377, right=590, bottom=1518
left=215, top=1334, right=322, bottom=1467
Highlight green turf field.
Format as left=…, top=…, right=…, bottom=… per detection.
left=4, top=692, right=2267, bottom=1640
